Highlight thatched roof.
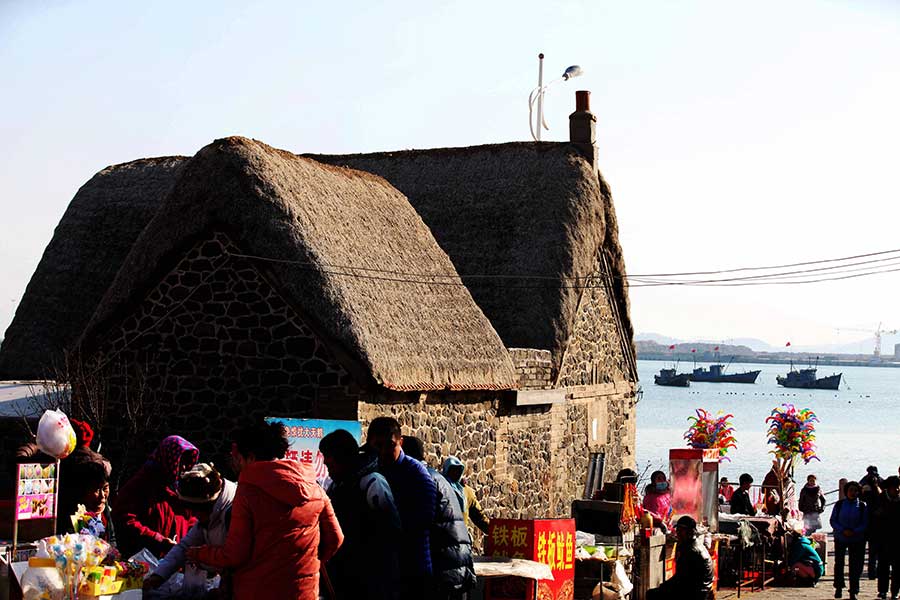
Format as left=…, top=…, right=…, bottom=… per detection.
left=309, top=142, right=636, bottom=374
left=0, top=157, right=187, bottom=379
left=79, top=137, right=517, bottom=391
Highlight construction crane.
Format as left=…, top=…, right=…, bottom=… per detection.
left=836, top=322, right=899, bottom=358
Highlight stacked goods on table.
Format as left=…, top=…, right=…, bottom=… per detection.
left=19, top=533, right=149, bottom=599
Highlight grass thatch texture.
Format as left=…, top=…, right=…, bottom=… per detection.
left=0, top=157, right=187, bottom=379
left=310, top=142, right=636, bottom=373
left=80, top=137, right=517, bottom=391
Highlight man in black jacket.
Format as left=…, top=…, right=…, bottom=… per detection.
left=731, top=473, right=756, bottom=515
left=402, top=436, right=476, bottom=600
left=648, top=516, right=714, bottom=600
left=320, top=429, right=401, bottom=600
left=873, top=476, right=900, bottom=600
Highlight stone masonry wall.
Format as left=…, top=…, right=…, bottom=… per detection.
left=554, top=252, right=637, bottom=477
left=508, top=348, right=553, bottom=390
left=556, top=263, right=631, bottom=388
left=599, top=384, right=637, bottom=474
left=89, top=232, right=360, bottom=480
left=358, top=389, right=628, bottom=549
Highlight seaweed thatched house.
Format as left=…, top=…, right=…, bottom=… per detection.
left=0, top=92, right=637, bottom=518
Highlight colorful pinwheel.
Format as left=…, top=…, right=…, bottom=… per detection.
left=683, top=408, right=737, bottom=461
left=765, top=403, right=820, bottom=464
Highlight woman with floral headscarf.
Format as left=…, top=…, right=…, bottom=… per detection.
left=114, top=435, right=200, bottom=557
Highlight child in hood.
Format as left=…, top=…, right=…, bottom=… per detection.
left=114, top=435, right=199, bottom=557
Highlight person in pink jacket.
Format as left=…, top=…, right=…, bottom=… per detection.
left=642, top=471, right=673, bottom=529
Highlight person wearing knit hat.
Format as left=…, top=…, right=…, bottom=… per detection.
left=144, top=463, right=237, bottom=595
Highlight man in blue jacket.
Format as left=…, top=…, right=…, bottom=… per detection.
left=368, top=417, right=437, bottom=600
left=831, top=480, right=869, bottom=600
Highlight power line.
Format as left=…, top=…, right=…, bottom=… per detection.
left=628, top=255, right=900, bottom=286
left=628, top=247, right=900, bottom=277
left=628, top=265, right=900, bottom=287
left=228, top=248, right=900, bottom=290
left=232, top=248, right=900, bottom=283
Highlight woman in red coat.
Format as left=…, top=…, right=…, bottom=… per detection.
left=188, top=421, right=343, bottom=600
left=114, top=435, right=199, bottom=557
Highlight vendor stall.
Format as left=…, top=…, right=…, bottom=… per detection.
left=669, top=449, right=720, bottom=533
left=571, top=496, right=635, bottom=599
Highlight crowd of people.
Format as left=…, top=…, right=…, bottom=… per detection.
left=830, top=466, right=900, bottom=600
left=16, top=416, right=488, bottom=600
left=714, top=464, right=900, bottom=600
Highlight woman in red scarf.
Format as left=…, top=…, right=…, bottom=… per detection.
left=114, top=435, right=199, bottom=557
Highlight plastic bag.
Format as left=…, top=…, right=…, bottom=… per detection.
left=182, top=563, right=208, bottom=598
left=611, top=560, right=633, bottom=596
left=21, top=557, right=65, bottom=600
left=36, top=409, right=77, bottom=459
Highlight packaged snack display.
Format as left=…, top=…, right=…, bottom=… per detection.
left=115, top=560, right=149, bottom=591
left=33, top=533, right=112, bottom=599
left=80, top=565, right=123, bottom=596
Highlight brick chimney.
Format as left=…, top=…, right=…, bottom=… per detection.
left=569, top=90, right=598, bottom=172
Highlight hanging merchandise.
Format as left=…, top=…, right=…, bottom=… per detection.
left=765, top=403, right=819, bottom=464
left=683, top=409, right=737, bottom=461
left=36, top=409, right=77, bottom=460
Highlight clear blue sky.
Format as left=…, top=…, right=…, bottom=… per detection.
left=1, top=0, right=898, bottom=348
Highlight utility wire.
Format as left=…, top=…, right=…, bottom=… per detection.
left=628, top=247, right=900, bottom=277
left=228, top=247, right=900, bottom=289
left=628, top=265, right=900, bottom=288
left=231, top=248, right=900, bottom=284
left=628, top=255, right=900, bottom=286
left=229, top=250, right=900, bottom=290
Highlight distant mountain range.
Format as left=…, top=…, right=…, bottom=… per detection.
left=635, top=332, right=900, bottom=358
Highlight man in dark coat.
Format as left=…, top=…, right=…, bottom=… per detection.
left=730, top=473, right=756, bottom=515
left=873, top=476, right=900, bottom=600
left=320, top=429, right=401, bottom=600
left=403, top=437, right=476, bottom=600
left=368, top=418, right=437, bottom=600
left=647, top=516, right=714, bottom=600
left=863, top=466, right=885, bottom=580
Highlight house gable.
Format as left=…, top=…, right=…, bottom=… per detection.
left=556, top=250, right=635, bottom=387
left=89, top=231, right=360, bottom=475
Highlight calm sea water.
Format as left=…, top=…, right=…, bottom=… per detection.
left=636, top=359, right=900, bottom=495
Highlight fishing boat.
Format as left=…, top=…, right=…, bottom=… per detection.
left=654, top=367, right=691, bottom=387
left=690, top=362, right=761, bottom=384
left=776, top=368, right=841, bottom=390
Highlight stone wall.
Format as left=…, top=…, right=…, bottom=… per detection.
left=357, top=387, right=630, bottom=548
left=556, top=261, right=631, bottom=388
left=87, top=232, right=360, bottom=479
left=553, top=251, right=637, bottom=477
left=508, top=348, right=553, bottom=390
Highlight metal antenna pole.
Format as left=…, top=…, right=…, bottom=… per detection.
left=536, top=53, right=544, bottom=141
